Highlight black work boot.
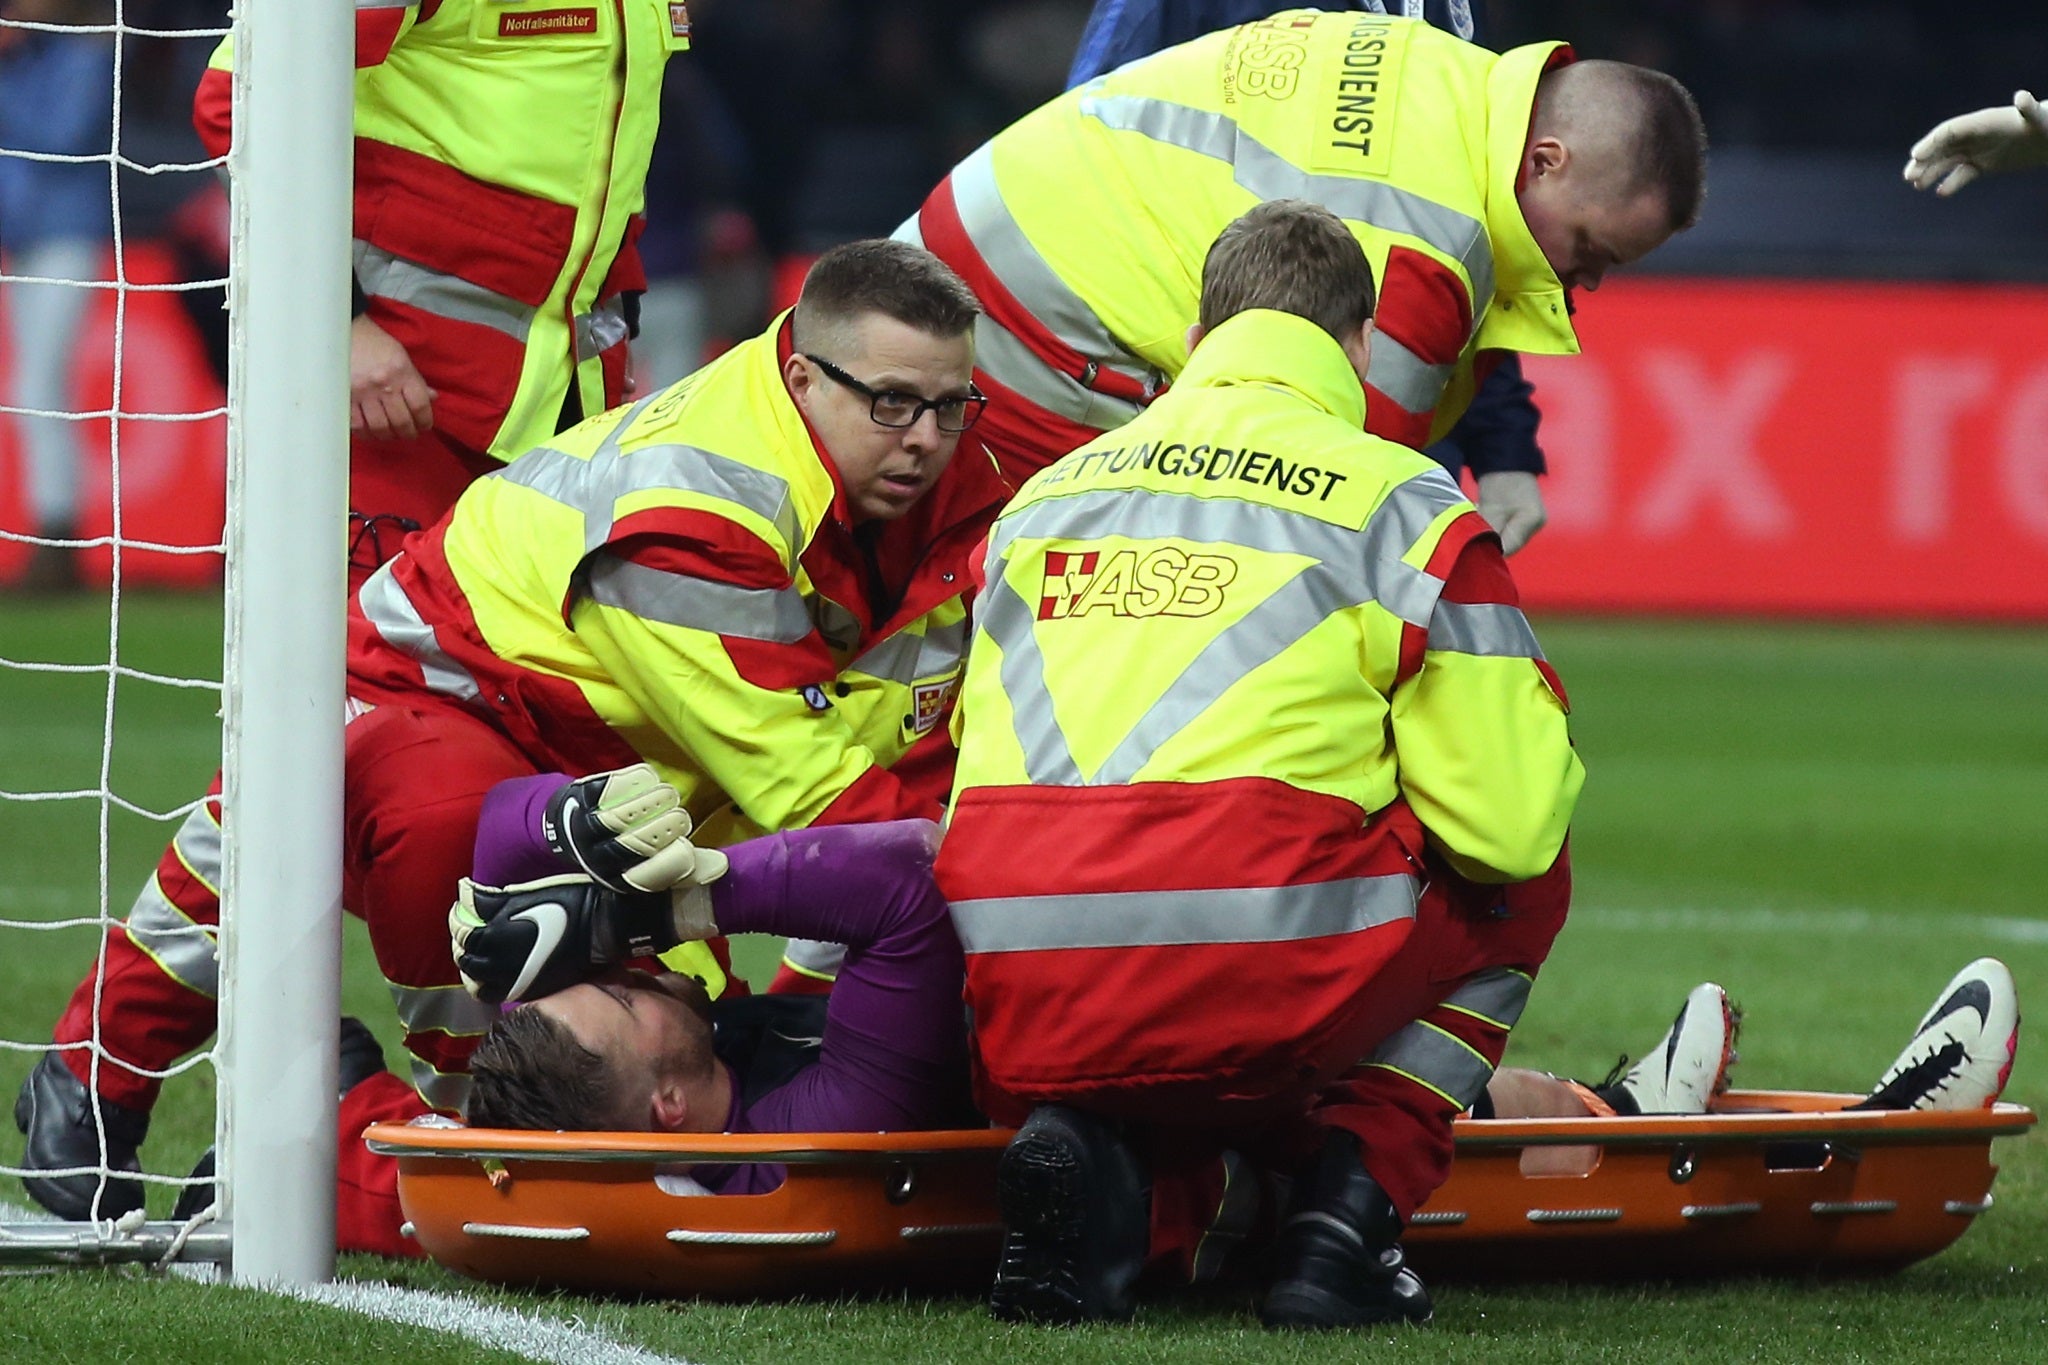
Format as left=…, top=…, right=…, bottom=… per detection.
left=1259, top=1130, right=1433, bottom=1330
left=173, top=1017, right=390, bottom=1222
left=14, top=1051, right=151, bottom=1221
left=988, top=1104, right=1148, bottom=1324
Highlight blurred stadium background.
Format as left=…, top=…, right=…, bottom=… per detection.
left=2, top=2, right=2045, bottom=1360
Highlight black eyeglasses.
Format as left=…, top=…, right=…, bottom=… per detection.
left=803, top=353, right=987, bottom=433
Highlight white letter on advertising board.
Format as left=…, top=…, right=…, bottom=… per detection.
left=1633, top=350, right=1795, bottom=538
left=1890, top=356, right=1995, bottom=542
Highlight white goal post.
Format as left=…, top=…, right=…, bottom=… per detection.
left=216, top=0, right=353, bottom=1285
left=0, top=0, right=350, bottom=1285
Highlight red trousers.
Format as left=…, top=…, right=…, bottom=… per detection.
left=50, top=428, right=497, bottom=1252
left=977, top=852, right=1572, bottom=1283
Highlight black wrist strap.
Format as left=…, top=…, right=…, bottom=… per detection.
left=350, top=272, right=370, bottom=319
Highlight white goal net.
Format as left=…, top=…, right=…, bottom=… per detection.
left=0, top=0, right=351, bottom=1284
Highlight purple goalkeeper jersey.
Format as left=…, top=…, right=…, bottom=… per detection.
left=474, top=778, right=973, bottom=1192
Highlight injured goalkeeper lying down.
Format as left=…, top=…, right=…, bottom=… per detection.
left=448, top=766, right=2020, bottom=1189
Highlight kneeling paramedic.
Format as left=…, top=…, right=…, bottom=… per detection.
left=935, top=201, right=1585, bottom=1329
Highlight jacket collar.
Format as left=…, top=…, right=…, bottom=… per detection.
left=1480, top=41, right=1581, bottom=356
left=1179, top=310, right=1366, bottom=427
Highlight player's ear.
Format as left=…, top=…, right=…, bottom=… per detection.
left=649, top=1075, right=692, bottom=1133
left=1184, top=322, right=1206, bottom=357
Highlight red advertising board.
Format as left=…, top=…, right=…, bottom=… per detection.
left=1512, top=278, right=2048, bottom=619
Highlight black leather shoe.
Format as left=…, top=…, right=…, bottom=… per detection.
left=171, top=1018, right=389, bottom=1222
left=988, top=1104, right=1148, bottom=1324
left=13, top=1052, right=150, bottom=1221
left=1259, top=1131, right=1433, bottom=1330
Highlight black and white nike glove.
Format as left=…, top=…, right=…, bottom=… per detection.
left=542, top=764, right=727, bottom=894
left=449, top=873, right=720, bottom=1005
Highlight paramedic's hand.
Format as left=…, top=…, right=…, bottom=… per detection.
left=1905, top=91, right=2048, bottom=196
left=1475, top=470, right=1546, bottom=555
left=543, top=764, right=729, bottom=895
left=452, top=874, right=717, bottom=1004
left=350, top=314, right=436, bottom=440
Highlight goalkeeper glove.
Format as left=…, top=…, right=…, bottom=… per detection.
left=541, top=763, right=728, bottom=893
left=450, top=872, right=723, bottom=1005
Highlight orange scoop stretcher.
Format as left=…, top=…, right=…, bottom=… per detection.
left=364, top=1091, right=2033, bottom=1298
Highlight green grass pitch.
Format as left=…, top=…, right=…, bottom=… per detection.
left=1, top=594, right=2044, bottom=1362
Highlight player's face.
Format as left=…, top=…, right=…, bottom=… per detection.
left=789, top=313, right=976, bottom=523
left=535, top=970, right=710, bottom=1129
left=1518, top=142, right=1674, bottom=293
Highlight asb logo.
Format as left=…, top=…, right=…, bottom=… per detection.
left=1037, top=547, right=1238, bottom=620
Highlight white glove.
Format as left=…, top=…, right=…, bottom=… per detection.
left=542, top=763, right=728, bottom=894
left=1904, top=90, right=2048, bottom=196
left=1474, top=470, right=1547, bottom=556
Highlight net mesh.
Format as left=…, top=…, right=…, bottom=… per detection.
left=0, top=1, right=232, bottom=1243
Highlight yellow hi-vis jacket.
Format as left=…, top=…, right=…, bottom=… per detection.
left=347, top=316, right=1009, bottom=850
left=906, top=11, right=1577, bottom=463
left=934, top=308, right=1583, bottom=1101
left=196, top=0, right=689, bottom=457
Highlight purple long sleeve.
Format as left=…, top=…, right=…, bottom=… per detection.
left=471, top=773, right=568, bottom=888
left=703, top=820, right=970, bottom=1193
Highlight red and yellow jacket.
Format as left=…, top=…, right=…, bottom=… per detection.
left=901, top=11, right=1579, bottom=472
left=935, top=309, right=1583, bottom=1104
left=195, top=0, right=690, bottom=458
left=348, top=315, right=1010, bottom=851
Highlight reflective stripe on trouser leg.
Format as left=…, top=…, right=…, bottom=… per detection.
left=1365, top=1019, right=1496, bottom=1110
left=53, top=781, right=232, bottom=1106
left=388, top=980, right=496, bottom=1113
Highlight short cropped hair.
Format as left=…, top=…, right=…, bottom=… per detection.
left=1540, top=60, right=1708, bottom=233
left=791, top=239, right=981, bottom=355
left=1625, top=66, right=1708, bottom=232
left=465, top=1006, right=631, bottom=1133
left=1197, top=200, right=1377, bottom=342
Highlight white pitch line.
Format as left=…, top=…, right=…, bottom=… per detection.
left=1, top=1197, right=694, bottom=1365
left=276, top=1281, right=697, bottom=1365
left=1572, top=904, right=2048, bottom=946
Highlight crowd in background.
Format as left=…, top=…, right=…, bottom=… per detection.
left=1, top=0, right=2043, bottom=563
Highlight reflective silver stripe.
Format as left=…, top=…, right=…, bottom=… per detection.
left=972, top=311, right=1144, bottom=431
left=781, top=937, right=848, bottom=980
left=170, top=800, right=223, bottom=895
left=357, top=0, right=412, bottom=9
left=978, top=574, right=1083, bottom=786
left=1077, top=94, right=1495, bottom=320
left=847, top=615, right=969, bottom=686
left=1427, top=602, right=1543, bottom=659
left=358, top=561, right=482, bottom=703
left=1364, top=330, right=1454, bottom=415
left=947, top=145, right=1154, bottom=385
left=391, top=981, right=496, bottom=1039
left=1368, top=1020, right=1494, bottom=1108
left=353, top=241, right=535, bottom=344
left=499, top=425, right=803, bottom=557
left=574, top=298, right=630, bottom=361
left=1438, top=969, right=1533, bottom=1031
left=125, top=874, right=219, bottom=998
left=409, top=1057, right=471, bottom=1115
left=581, top=553, right=814, bottom=643
left=951, top=874, right=1416, bottom=953
left=1093, top=563, right=1347, bottom=786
